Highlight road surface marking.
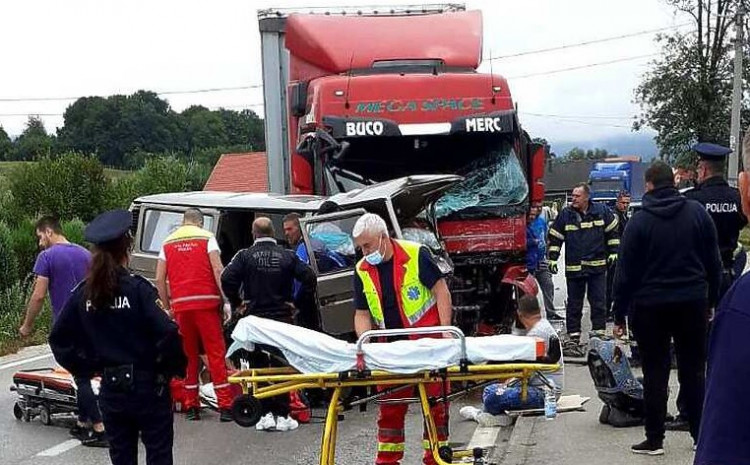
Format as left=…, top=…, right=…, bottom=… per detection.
left=36, top=439, right=80, bottom=457
left=467, top=425, right=501, bottom=450
left=0, top=353, right=54, bottom=371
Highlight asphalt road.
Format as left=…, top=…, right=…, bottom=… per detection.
left=1, top=345, right=503, bottom=465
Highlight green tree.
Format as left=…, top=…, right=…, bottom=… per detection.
left=634, top=0, right=750, bottom=163
left=218, top=109, right=265, bottom=150
left=13, top=117, right=53, bottom=161
left=181, top=106, right=229, bottom=152
left=0, top=126, right=13, bottom=161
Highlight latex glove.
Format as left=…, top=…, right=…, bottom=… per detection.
left=548, top=261, right=558, bottom=274
left=223, top=303, right=232, bottom=324
left=607, top=254, right=618, bottom=265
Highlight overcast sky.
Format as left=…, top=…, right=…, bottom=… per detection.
left=0, top=0, right=686, bottom=149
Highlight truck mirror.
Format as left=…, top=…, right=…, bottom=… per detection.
left=528, top=142, right=546, bottom=203
left=290, top=81, right=309, bottom=117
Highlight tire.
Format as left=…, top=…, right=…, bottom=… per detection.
left=13, top=403, right=23, bottom=420
left=231, top=394, right=262, bottom=428
left=39, top=405, right=52, bottom=426
left=438, top=445, right=453, bottom=462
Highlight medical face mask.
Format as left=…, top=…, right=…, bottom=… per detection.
left=364, top=237, right=384, bottom=265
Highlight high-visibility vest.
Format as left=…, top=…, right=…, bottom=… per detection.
left=162, top=225, right=221, bottom=312
left=356, top=239, right=439, bottom=330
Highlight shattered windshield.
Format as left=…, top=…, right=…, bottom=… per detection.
left=434, top=141, right=528, bottom=218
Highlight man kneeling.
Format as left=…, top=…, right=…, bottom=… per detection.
left=483, top=295, right=564, bottom=413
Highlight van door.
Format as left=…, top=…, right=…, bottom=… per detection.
left=299, top=209, right=366, bottom=337
left=130, top=204, right=220, bottom=280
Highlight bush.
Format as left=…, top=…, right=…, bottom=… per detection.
left=9, top=153, right=111, bottom=221
left=8, top=218, right=38, bottom=280
left=0, top=222, right=19, bottom=290
left=0, top=277, right=51, bottom=355
left=61, top=218, right=87, bottom=246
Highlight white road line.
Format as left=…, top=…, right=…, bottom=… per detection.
left=467, top=425, right=502, bottom=450
left=0, top=353, right=54, bottom=371
left=36, top=439, right=80, bottom=457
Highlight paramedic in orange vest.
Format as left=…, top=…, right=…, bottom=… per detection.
left=155, top=208, right=233, bottom=422
left=353, top=213, right=453, bottom=465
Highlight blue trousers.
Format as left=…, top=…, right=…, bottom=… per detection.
left=74, top=375, right=102, bottom=424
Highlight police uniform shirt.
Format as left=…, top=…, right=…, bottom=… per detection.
left=685, top=176, right=748, bottom=265
left=353, top=246, right=443, bottom=329
left=49, top=270, right=180, bottom=377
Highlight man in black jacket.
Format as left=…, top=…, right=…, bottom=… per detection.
left=221, top=217, right=316, bottom=431
left=613, top=161, right=722, bottom=456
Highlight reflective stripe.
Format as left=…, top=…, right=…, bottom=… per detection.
left=607, top=239, right=620, bottom=246
left=593, top=220, right=605, bottom=226
left=213, top=383, right=231, bottom=389
left=549, top=246, right=561, bottom=252
left=378, top=442, right=405, bottom=452
left=549, top=228, right=565, bottom=240
left=422, top=440, right=450, bottom=450
left=734, top=243, right=744, bottom=258
left=404, top=295, right=437, bottom=326
left=171, top=294, right=222, bottom=304
left=566, top=265, right=582, bottom=272
left=184, top=384, right=199, bottom=390
left=579, top=222, right=593, bottom=229
left=564, top=224, right=579, bottom=231
left=379, top=428, right=405, bottom=438
left=581, top=260, right=607, bottom=267
left=605, top=217, right=619, bottom=232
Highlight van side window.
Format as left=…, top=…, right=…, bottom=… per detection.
left=140, top=209, right=214, bottom=254
left=301, top=216, right=360, bottom=274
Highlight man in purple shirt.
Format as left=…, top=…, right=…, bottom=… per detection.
left=19, top=216, right=106, bottom=447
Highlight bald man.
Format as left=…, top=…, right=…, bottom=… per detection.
left=221, top=217, right=316, bottom=431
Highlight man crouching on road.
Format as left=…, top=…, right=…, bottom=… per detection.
left=352, top=213, right=452, bottom=465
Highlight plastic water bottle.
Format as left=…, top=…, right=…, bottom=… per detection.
left=544, top=390, right=557, bottom=420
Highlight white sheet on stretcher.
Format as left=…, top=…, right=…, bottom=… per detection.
left=227, top=316, right=540, bottom=375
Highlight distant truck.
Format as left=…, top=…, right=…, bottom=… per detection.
left=588, top=156, right=646, bottom=207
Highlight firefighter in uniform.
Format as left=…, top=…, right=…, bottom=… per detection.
left=684, top=142, right=748, bottom=299
left=49, top=210, right=187, bottom=465
left=606, top=190, right=631, bottom=321
left=548, top=183, right=619, bottom=357
left=352, top=213, right=452, bottom=465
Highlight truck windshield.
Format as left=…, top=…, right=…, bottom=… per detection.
left=590, top=179, right=625, bottom=192
left=329, top=133, right=528, bottom=217
left=434, top=141, right=527, bottom=218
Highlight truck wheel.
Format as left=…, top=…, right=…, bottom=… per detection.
left=231, top=395, right=262, bottom=427
left=39, top=405, right=52, bottom=426
left=13, top=403, right=23, bottom=420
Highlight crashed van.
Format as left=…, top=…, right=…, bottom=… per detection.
left=128, top=175, right=461, bottom=337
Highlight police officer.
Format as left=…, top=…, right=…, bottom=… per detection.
left=685, top=142, right=748, bottom=297
left=221, top=216, right=316, bottom=431
left=49, top=210, right=187, bottom=465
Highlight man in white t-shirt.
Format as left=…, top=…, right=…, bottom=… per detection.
left=155, top=208, right=234, bottom=422
left=482, top=295, right=564, bottom=413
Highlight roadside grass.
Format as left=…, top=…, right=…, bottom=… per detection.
left=0, top=276, right=51, bottom=357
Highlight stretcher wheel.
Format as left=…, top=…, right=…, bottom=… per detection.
left=231, top=394, right=262, bottom=427
left=438, top=445, right=453, bottom=462
left=39, top=405, right=52, bottom=426
left=13, top=403, right=23, bottom=420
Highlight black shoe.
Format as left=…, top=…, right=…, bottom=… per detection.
left=665, top=416, right=689, bottom=431
left=69, top=424, right=90, bottom=441
left=563, top=337, right=586, bottom=358
left=219, top=409, right=233, bottom=423
left=82, top=430, right=109, bottom=448
left=631, top=439, right=664, bottom=455
left=186, top=407, right=201, bottom=421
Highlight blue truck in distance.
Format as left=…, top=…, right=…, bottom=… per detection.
left=588, top=156, right=646, bottom=207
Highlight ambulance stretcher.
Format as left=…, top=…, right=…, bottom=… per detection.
left=10, top=367, right=98, bottom=426
left=226, top=317, right=561, bottom=465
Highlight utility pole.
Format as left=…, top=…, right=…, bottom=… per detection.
left=729, top=4, right=744, bottom=186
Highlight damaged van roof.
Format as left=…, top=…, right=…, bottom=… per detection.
left=133, top=191, right=325, bottom=211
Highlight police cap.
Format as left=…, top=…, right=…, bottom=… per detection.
left=84, top=209, right=131, bottom=244
left=692, top=142, right=732, bottom=161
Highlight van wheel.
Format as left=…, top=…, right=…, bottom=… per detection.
left=13, top=403, right=23, bottom=420
left=39, top=405, right=52, bottom=426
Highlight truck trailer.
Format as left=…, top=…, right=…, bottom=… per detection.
left=257, top=4, right=546, bottom=334
left=588, top=156, right=646, bottom=207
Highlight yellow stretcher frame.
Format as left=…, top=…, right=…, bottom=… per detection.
left=229, top=362, right=559, bottom=465
left=227, top=325, right=560, bottom=465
